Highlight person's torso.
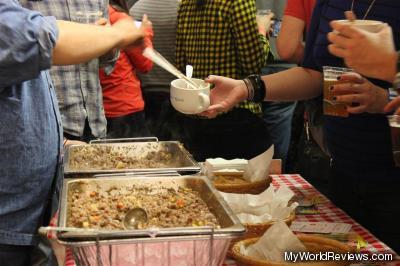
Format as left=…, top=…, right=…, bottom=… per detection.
left=177, top=0, right=245, bottom=79
left=308, top=0, right=400, bottom=173
left=177, top=0, right=264, bottom=114
left=131, top=0, right=178, bottom=92
left=0, top=71, right=62, bottom=244
left=100, top=50, right=145, bottom=118
left=19, top=0, right=108, bottom=138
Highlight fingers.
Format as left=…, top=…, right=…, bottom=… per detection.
left=199, top=104, right=224, bottom=118
left=347, top=104, right=366, bottom=114
left=141, top=14, right=152, bottom=28
left=344, top=11, right=357, bottom=21
left=331, top=75, right=365, bottom=95
left=328, top=43, right=348, bottom=58
left=338, top=72, right=364, bottom=83
left=327, top=32, right=352, bottom=50
left=205, top=75, right=222, bottom=85
left=199, top=103, right=230, bottom=118
left=335, top=93, right=366, bottom=105
left=384, top=96, right=400, bottom=113
left=329, top=21, right=363, bottom=39
left=331, top=84, right=363, bottom=96
left=95, top=18, right=108, bottom=26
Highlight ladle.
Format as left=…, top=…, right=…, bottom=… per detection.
left=123, top=207, right=149, bottom=230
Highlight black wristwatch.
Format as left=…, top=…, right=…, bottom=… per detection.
left=244, top=74, right=266, bottom=102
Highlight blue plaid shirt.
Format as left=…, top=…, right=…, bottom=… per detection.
left=20, top=0, right=111, bottom=138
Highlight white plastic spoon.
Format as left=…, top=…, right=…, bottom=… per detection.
left=186, top=65, right=193, bottom=79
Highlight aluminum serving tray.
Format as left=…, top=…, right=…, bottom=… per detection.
left=63, top=138, right=200, bottom=175
left=58, top=175, right=245, bottom=241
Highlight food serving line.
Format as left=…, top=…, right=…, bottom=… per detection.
left=45, top=139, right=399, bottom=265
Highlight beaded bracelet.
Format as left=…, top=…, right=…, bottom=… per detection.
left=243, top=78, right=254, bottom=101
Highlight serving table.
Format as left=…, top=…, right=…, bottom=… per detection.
left=56, top=174, right=398, bottom=265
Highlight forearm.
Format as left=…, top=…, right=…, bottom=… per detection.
left=262, top=67, right=322, bottom=101
left=53, top=20, right=124, bottom=65
left=277, top=41, right=304, bottom=64
left=291, top=43, right=305, bottom=65
left=276, top=16, right=305, bottom=64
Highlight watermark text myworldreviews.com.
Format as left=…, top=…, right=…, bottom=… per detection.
left=284, top=251, right=393, bottom=263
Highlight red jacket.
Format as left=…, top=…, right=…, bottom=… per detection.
left=100, top=6, right=153, bottom=118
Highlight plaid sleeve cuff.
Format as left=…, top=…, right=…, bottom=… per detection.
left=258, top=34, right=273, bottom=65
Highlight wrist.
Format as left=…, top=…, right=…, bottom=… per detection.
left=243, top=74, right=266, bottom=102
left=110, top=27, right=125, bottom=49
left=238, top=80, right=250, bottom=102
left=258, top=27, right=267, bottom=36
left=375, top=88, right=390, bottom=113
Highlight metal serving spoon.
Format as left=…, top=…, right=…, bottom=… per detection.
left=123, top=207, right=149, bottom=230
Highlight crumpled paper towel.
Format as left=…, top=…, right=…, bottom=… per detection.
left=220, top=185, right=298, bottom=223
left=243, top=145, right=274, bottom=182
left=240, top=221, right=307, bottom=262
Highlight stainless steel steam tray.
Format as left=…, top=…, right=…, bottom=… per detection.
left=58, top=175, right=245, bottom=240
left=63, top=140, right=200, bottom=175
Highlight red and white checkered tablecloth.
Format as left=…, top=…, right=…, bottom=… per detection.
left=57, top=174, right=398, bottom=266
left=224, top=174, right=399, bottom=266
left=271, top=174, right=393, bottom=254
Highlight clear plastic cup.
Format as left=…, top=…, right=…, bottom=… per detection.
left=322, top=66, right=355, bottom=117
left=256, top=9, right=272, bottom=16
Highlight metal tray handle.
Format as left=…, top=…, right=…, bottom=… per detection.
left=89, top=137, right=159, bottom=144
left=93, top=171, right=181, bottom=178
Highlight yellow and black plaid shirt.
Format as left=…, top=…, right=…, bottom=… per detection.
left=176, top=0, right=271, bottom=114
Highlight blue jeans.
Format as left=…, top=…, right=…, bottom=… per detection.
left=261, top=65, right=296, bottom=170
left=262, top=101, right=296, bottom=167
